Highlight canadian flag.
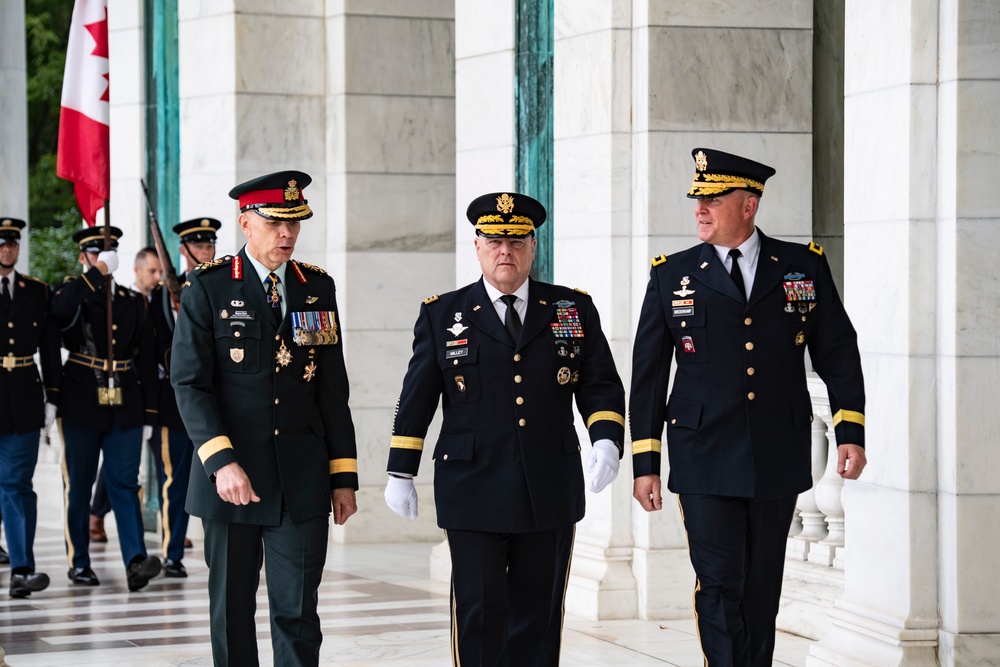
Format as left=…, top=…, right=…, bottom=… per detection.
left=57, top=0, right=110, bottom=227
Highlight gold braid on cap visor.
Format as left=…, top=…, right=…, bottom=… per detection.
left=476, top=214, right=535, bottom=236
left=250, top=203, right=313, bottom=219
left=688, top=173, right=766, bottom=197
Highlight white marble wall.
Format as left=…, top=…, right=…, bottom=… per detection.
left=325, top=1, right=455, bottom=542
left=808, top=1, right=1000, bottom=665
left=630, top=0, right=815, bottom=620
left=0, top=0, right=30, bottom=273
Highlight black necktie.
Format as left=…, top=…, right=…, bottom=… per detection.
left=501, top=294, right=522, bottom=344
left=728, top=249, right=746, bottom=301
left=0, top=276, right=10, bottom=310
left=264, top=272, right=282, bottom=325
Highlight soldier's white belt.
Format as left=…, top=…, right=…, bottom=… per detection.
left=68, top=352, right=133, bottom=372
left=2, top=355, right=34, bottom=371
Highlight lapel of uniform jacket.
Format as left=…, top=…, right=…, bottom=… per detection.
left=279, top=261, right=309, bottom=336
left=693, top=242, right=744, bottom=304
left=236, top=248, right=276, bottom=332
left=517, top=278, right=556, bottom=353
left=747, top=229, right=785, bottom=310
left=465, top=278, right=511, bottom=347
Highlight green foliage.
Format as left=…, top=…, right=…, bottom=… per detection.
left=28, top=216, right=80, bottom=286
left=26, top=0, right=78, bottom=229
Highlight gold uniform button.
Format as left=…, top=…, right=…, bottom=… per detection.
left=8, top=338, right=13, bottom=344
left=745, top=342, right=754, bottom=351
left=747, top=392, right=755, bottom=400
left=275, top=335, right=281, bottom=341
left=802, top=315, right=807, bottom=322
left=519, top=418, right=526, bottom=427
left=275, top=367, right=281, bottom=373
left=234, top=331, right=241, bottom=338
left=514, top=375, right=522, bottom=383
left=744, top=317, right=752, bottom=325
left=274, top=429, right=280, bottom=436
left=671, top=418, right=677, bottom=425
left=516, top=397, right=524, bottom=405
left=443, top=454, right=449, bottom=461
left=747, top=367, right=755, bottom=376
left=112, top=324, right=118, bottom=331
left=513, top=354, right=521, bottom=362
left=453, top=359, right=459, bottom=366
left=681, top=321, right=687, bottom=328
left=6, top=322, right=11, bottom=329
left=274, top=398, right=280, bottom=405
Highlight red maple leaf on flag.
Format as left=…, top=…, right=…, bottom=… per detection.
left=84, top=7, right=110, bottom=101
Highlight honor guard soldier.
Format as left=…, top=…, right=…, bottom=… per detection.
left=385, top=192, right=626, bottom=666
left=630, top=148, right=868, bottom=666
left=147, top=217, right=221, bottom=578
left=50, top=226, right=162, bottom=591
left=0, top=217, right=61, bottom=597
left=170, top=171, right=359, bottom=667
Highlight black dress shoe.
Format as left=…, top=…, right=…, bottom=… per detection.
left=163, top=559, right=187, bottom=578
left=0, top=545, right=9, bottom=565
left=10, top=571, right=50, bottom=598
left=68, top=566, right=100, bottom=586
left=126, top=555, right=162, bottom=591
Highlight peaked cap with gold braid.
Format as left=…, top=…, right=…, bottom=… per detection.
left=687, top=147, right=776, bottom=199
left=229, top=170, right=313, bottom=221
left=466, top=192, right=547, bottom=238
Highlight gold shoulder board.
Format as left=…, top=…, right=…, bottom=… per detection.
left=651, top=254, right=667, bottom=266
left=296, top=261, right=328, bottom=276
left=194, top=257, right=227, bottom=271
left=808, top=242, right=824, bottom=256
left=573, top=287, right=589, bottom=296
left=424, top=294, right=439, bottom=305
left=20, top=274, right=44, bottom=284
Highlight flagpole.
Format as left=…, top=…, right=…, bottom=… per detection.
left=103, top=199, right=115, bottom=397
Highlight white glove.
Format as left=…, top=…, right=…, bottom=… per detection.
left=44, top=402, right=57, bottom=431
left=142, top=425, right=153, bottom=441
left=384, top=475, right=418, bottom=520
left=97, top=250, right=118, bottom=274
left=585, top=439, right=620, bottom=493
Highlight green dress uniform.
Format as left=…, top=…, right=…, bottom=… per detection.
left=629, top=148, right=866, bottom=667
left=170, top=170, right=358, bottom=667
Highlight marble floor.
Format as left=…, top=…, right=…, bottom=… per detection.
left=0, top=527, right=811, bottom=666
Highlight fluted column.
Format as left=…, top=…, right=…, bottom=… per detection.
left=809, top=0, right=1000, bottom=664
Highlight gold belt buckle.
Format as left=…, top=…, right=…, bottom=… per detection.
left=97, top=387, right=124, bottom=406
left=2, top=356, right=15, bottom=370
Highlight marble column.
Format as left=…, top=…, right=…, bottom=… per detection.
left=809, top=1, right=1000, bottom=665
left=325, top=1, right=455, bottom=543
left=630, top=0, right=815, bottom=619
left=107, top=0, right=150, bottom=284
left=0, top=0, right=30, bottom=273
left=553, top=0, right=636, bottom=619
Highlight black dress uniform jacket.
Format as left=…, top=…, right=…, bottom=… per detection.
left=388, top=278, right=625, bottom=532
left=630, top=230, right=865, bottom=500
left=171, top=249, right=358, bottom=526
left=0, top=272, right=61, bottom=433
left=49, top=267, right=158, bottom=430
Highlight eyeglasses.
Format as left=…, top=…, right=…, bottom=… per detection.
left=484, top=238, right=528, bottom=251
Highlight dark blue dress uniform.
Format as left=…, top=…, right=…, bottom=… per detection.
left=0, top=217, right=62, bottom=597
left=388, top=193, right=625, bottom=666
left=146, top=216, right=222, bottom=575
left=629, top=149, right=866, bottom=667
left=50, top=226, right=161, bottom=589
left=170, top=171, right=358, bottom=667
